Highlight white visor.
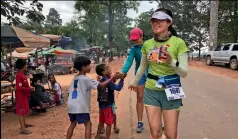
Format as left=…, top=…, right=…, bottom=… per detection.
left=151, top=11, right=173, bottom=22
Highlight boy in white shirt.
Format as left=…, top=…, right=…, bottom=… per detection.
left=66, top=56, right=120, bottom=139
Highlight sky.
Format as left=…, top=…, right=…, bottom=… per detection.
left=1, top=1, right=158, bottom=25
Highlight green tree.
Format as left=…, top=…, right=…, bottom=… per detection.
left=26, top=11, right=45, bottom=23
left=112, top=14, right=133, bottom=50
left=19, top=21, right=45, bottom=33
left=135, top=9, right=154, bottom=40
left=218, top=0, right=238, bottom=43
left=60, top=19, right=87, bottom=51
left=46, top=8, right=62, bottom=26
left=74, top=0, right=139, bottom=61
left=74, top=2, right=106, bottom=46
left=1, top=0, right=44, bottom=25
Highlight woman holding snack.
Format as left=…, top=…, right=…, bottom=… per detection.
left=128, top=8, right=189, bottom=139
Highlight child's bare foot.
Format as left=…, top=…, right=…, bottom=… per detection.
left=95, top=134, right=105, bottom=139
left=100, top=127, right=105, bottom=134
left=20, top=129, right=32, bottom=134
left=114, top=127, right=120, bottom=134
left=25, top=123, right=34, bottom=128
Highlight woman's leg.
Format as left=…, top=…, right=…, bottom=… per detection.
left=136, top=84, right=145, bottom=133
left=145, top=106, right=163, bottom=139
left=137, top=85, right=144, bottom=121
left=163, top=110, right=180, bottom=139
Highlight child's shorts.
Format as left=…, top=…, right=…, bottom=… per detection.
left=68, top=113, right=90, bottom=124
left=99, top=107, right=114, bottom=125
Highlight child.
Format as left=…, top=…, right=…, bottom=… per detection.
left=95, top=64, right=124, bottom=139
left=66, top=56, right=120, bottom=139
left=98, top=79, right=125, bottom=135
left=32, top=79, right=55, bottom=107
left=48, top=74, right=63, bottom=105
left=15, top=59, right=35, bottom=134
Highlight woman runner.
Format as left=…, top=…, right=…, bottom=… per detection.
left=129, top=8, right=189, bottom=139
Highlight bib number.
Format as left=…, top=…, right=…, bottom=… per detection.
left=165, top=84, right=185, bottom=101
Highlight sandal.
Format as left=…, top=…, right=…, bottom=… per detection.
left=114, top=127, right=120, bottom=134
left=25, top=124, right=34, bottom=128
left=100, top=127, right=105, bottom=134
left=20, top=129, right=32, bottom=134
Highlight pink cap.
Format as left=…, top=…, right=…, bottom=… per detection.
left=129, top=27, right=143, bottom=41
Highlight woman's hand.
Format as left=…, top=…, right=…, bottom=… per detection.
left=111, top=72, right=120, bottom=80
left=119, top=73, right=127, bottom=79
left=96, top=75, right=102, bottom=81
left=128, top=84, right=137, bottom=92
left=163, top=50, right=173, bottom=64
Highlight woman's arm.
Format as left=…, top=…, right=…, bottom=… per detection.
left=121, top=47, right=135, bottom=74
left=130, top=54, right=148, bottom=86
left=170, top=53, right=188, bottom=78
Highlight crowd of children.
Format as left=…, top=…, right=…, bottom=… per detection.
left=66, top=56, right=126, bottom=139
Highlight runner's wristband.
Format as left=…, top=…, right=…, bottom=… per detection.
left=170, top=59, right=177, bottom=68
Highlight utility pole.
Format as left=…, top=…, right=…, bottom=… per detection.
left=209, top=0, right=219, bottom=51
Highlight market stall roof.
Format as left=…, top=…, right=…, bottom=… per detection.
left=1, top=25, right=51, bottom=49
left=53, top=49, right=75, bottom=54
left=41, top=47, right=65, bottom=55
left=7, top=50, right=29, bottom=59
left=40, top=34, right=62, bottom=41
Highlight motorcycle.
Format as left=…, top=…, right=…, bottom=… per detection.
left=1, top=70, right=16, bottom=82
left=94, top=56, right=99, bottom=64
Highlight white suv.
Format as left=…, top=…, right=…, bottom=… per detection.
left=206, top=43, right=238, bottom=70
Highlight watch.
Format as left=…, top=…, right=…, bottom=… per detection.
left=176, top=61, right=179, bottom=67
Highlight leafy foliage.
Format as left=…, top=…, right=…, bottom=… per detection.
left=74, top=0, right=139, bottom=59
left=1, top=0, right=44, bottom=25
left=46, top=8, right=62, bottom=26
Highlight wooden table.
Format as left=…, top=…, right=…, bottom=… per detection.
left=1, top=83, right=15, bottom=112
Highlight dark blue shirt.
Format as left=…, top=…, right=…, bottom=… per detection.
left=97, top=76, right=124, bottom=109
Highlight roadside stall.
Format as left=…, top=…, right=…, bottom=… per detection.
left=1, top=25, right=50, bottom=112
left=48, top=49, right=75, bottom=74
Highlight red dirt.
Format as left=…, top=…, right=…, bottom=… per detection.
left=1, top=58, right=124, bottom=139
left=189, top=60, right=238, bottom=79
left=1, top=58, right=236, bottom=139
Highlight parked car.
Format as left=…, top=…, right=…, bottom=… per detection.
left=206, top=43, right=238, bottom=70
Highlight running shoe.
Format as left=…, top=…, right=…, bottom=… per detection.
left=136, top=122, right=144, bottom=133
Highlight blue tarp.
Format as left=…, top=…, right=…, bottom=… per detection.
left=59, top=36, right=72, bottom=48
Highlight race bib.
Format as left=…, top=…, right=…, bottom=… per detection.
left=165, top=84, right=185, bottom=101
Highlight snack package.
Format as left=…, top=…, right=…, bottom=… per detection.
left=158, top=45, right=167, bottom=63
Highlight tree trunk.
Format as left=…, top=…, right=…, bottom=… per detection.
left=108, top=2, right=114, bottom=61
left=209, top=0, right=219, bottom=50
left=198, top=35, right=202, bottom=60
left=233, top=0, right=238, bottom=42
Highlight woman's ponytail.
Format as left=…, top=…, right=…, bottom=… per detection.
left=168, top=25, right=178, bottom=37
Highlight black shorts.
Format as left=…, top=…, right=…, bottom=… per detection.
left=68, top=113, right=90, bottom=124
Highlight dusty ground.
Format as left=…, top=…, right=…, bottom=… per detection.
left=1, top=58, right=124, bottom=139
left=1, top=57, right=237, bottom=139
left=189, top=59, right=238, bottom=79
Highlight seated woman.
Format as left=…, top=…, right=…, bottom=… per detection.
left=30, top=79, right=55, bottom=114
left=48, top=74, right=63, bottom=106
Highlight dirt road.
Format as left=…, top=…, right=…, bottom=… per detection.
left=114, top=62, right=238, bottom=139
left=1, top=58, right=238, bottom=139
